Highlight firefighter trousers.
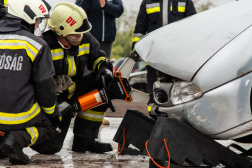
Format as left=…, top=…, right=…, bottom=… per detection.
left=31, top=72, right=108, bottom=154
left=0, top=112, right=55, bottom=150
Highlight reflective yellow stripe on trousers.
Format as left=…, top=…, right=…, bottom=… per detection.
left=0, top=103, right=41, bottom=125
left=26, top=127, right=39, bottom=147
left=77, top=110, right=105, bottom=122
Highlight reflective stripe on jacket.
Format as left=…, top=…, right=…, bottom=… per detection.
left=43, top=30, right=107, bottom=100
left=0, top=0, right=8, bottom=6
left=0, top=102, right=40, bottom=125
left=132, top=0, right=196, bottom=49
left=0, top=19, right=57, bottom=131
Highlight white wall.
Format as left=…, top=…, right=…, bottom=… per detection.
left=47, top=0, right=76, bottom=12
left=47, top=0, right=237, bottom=13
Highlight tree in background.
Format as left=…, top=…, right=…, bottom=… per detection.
left=111, top=1, right=214, bottom=60
left=111, top=8, right=137, bottom=59
left=193, top=0, right=215, bottom=13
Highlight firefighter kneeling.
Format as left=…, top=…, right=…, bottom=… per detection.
left=30, top=2, right=113, bottom=154
left=0, top=0, right=61, bottom=165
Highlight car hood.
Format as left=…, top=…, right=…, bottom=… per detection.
left=135, top=0, right=252, bottom=81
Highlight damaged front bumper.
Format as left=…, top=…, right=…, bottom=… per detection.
left=152, top=73, right=252, bottom=140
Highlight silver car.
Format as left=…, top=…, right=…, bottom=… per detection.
left=129, top=68, right=147, bottom=92
left=135, top=0, right=252, bottom=140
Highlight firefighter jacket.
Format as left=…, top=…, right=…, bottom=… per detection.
left=0, top=17, right=57, bottom=131
left=0, top=0, right=7, bottom=19
left=132, top=0, right=196, bottom=49
left=0, top=0, right=7, bottom=6
left=42, top=30, right=107, bottom=101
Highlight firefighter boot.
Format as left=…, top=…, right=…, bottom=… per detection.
left=0, top=133, right=29, bottom=164
left=0, top=135, right=8, bottom=158
left=0, top=148, right=8, bottom=158
left=72, top=135, right=113, bottom=153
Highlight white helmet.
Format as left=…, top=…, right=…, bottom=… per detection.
left=6, top=0, right=51, bottom=24
left=48, top=2, right=92, bottom=37
left=48, top=2, right=92, bottom=46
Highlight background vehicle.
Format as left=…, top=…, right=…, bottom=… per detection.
left=114, top=58, right=147, bottom=92
left=113, top=58, right=145, bottom=74
left=128, top=69, right=147, bottom=92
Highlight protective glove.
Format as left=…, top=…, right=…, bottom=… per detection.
left=50, top=109, right=62, bottom=129
left=54, top=75, right=73, bottom=93
left=95, top=62, right=113, bottom=85
left=132, top=42, right=136, bottom=51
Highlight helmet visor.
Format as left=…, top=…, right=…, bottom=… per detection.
left=34, top=18, right=48, bottom=36
left=75, top=19, right=92, bottom=33
left=65, top=33, right=83, bottom=46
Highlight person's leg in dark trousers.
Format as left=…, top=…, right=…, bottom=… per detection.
left=1, top=113, right=55, bottom=164
left=30, top=109, right=72, bottom=154
left=100, top=42, right=113, bottom=59
left=0, top=134, right=7, bottom=158
left=71, top=73, right=112, bottom=153
left=146, top=65, right=158, bottom=113
left=31, top=73, right=111, bottom=154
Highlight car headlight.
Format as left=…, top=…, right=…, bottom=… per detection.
left=170, top=82, right=202, bottom=105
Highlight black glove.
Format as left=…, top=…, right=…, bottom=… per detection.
left=132, top=42, right=136, bottom=51
left=95, top=62, right=113, bottom=85
left=50, top=109, right=62, bottom=128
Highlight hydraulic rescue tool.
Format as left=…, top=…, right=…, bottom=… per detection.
left=61, top=50, right=150, bottom=115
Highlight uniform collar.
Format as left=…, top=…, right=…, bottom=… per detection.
left=44, top=30, right=80, bottom=56
left=0, top=17, right=22, bottom=32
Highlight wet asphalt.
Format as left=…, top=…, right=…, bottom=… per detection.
left=0, top=101, right=251, bottom=167
left=0, top=117, right=149, bottom=168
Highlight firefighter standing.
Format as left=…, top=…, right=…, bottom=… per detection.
left=75, top=0, right=124, bottom=59
left=0, top=0, right=7, bottom=19
left=0, top=0, right=60, bottom=165
left=132, top=0, right=196, bottom=111
left=0, top=0, right=7, bottom=6
left=31, top=2, right=113, bottom=154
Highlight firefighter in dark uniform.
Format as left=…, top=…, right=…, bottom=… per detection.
left=0, top=0, right=7, bottom=19
left=0, top=0, right=7, bottom=6
left=132, top=0, right=196, bottom=112
left=0, top=0, right=61, bottom=165
left=30, top=2, right=113, bottom=154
